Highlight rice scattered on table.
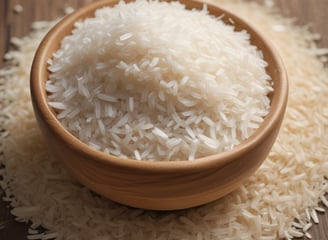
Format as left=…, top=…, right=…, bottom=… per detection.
left=1, top=0, right=328, bottom=239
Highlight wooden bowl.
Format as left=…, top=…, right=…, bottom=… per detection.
left=30, top=0, right=288, bottom=210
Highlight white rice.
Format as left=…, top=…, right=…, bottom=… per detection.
left=1, top=0, right=328, bottom=239
left=46, top=0, right=273, bottom=161
left=13, top=4, right=24, bottom=14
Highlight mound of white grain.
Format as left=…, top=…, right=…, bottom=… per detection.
left=46, top=0, right=272, bottom=161
left=1, top=1, right=328, bottom=240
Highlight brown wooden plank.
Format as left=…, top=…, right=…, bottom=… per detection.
left=0, top=0, right=327, bottom=239
left=275, top=0, right=327, bottom=48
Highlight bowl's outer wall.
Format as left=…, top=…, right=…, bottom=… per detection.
left=39, top=116, right=282, bottom=210
left=30, top=0, right=288, bottom=210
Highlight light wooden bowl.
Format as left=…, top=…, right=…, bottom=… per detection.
left=30, top=0, right=288, bottom=210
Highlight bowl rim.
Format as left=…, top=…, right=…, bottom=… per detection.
left=30, top=0, right=288, bottom=173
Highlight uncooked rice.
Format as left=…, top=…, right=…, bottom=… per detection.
left=46, top=0, right=272, bottom=161
left=0, top=0, right=328, bottom=239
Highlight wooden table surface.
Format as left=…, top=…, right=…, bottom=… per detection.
left=0, top=0, right=327, bottom=239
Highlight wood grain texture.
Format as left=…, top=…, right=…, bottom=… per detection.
left=1, top=0, right=327, bottom=239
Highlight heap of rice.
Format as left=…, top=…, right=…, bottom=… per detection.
left=46, top=0, right=272, bottom=161
left=0, top=0, right=327, bottom=239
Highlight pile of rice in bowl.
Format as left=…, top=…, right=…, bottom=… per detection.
left=1, top=0, right=328, bottom=239
left=46, top=0, right=272, bottom=161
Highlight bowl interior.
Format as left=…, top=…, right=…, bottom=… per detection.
left=30, top=0, right=288, bottom=172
